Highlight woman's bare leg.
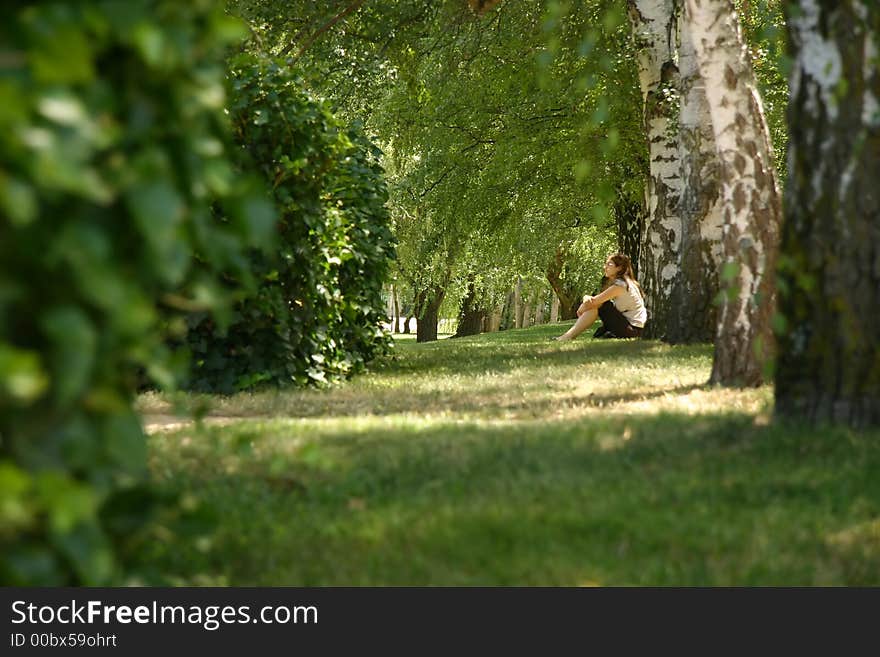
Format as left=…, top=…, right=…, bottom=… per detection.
left=556, top=308, right=598, bottom=341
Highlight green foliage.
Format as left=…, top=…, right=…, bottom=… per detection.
left=736, top=0, right=789, bottom=180
left=0, top=0, right=270, bottom=584
left=229, top=1, right=644, bottom=326
left=185, top=53, right=395, bottom=392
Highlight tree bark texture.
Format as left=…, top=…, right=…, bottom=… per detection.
left=628, top=0, right=683, bottom=339
left=775, top=0, right=880, bottom=426
left=614, top=191, right=646, bottom=278
left=686, top=0, right=782, bottom=386
left=665, top=6, right=725, bottom=344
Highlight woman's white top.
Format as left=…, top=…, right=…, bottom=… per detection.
left=611, top=278, right=647, bottom=328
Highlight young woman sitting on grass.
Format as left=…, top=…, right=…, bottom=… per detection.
left=553, top=253, right=647, bottom=341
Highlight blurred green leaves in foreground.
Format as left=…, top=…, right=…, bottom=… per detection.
left=0, top=0, right=275, bottom=584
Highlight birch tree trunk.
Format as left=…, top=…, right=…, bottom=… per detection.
left=685, top=0, right=782, bottom=385
left=665, top=6, right=725, bottom=344
left=775, top=0, right=880, bottom=427
left=614, top=190, right=646, bottom=277
left=628, top=0, right=682, bottom=339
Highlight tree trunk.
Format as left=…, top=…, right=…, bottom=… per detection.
left=665, top=6, right=725, bottom=344
left=513, top=277, right=523, bottom=328
left=534, top=291, right=546, bottom=325
left=550, top=295, right=560, bottom=323
left=615, top=190, right=646, bottom=277
left=685, top=0, right=782, bottom=386
left=416, top=286, right=446, bottom=343
left=520, top=288, right=535, bottom=328
left=500, top=289, right=515, bottom=330
left=628, top=0, right=683, bottom=340
left=404, top=289, right=424, bottom=335
left=775, top=1, right=880, bottom=426
left=392, top=284, right=401, bottom=333
left=453, top=279, right=485, bottom=338
left=484, top=306, right=502, bottom=333
left=546, top=248, right=579, bottom=319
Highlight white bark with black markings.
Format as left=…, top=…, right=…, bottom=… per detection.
left=627, top=0, right=682, bottom=339
left=666, top=9, right=725, bottom=344
left=685, top=0, right=782, bottom=385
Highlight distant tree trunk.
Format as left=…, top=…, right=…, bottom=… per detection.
left=520, top=288, right=535, bottom=328
left=404, top=289, right=423, bottom=335
left=686, top=0, right=782, bottom=386
left=513, top=277, right=523, bottom=328
left=500, top=289, right=515, bottom=330
left=534, top=291, right=546, bottom=325
left=665, top=7, right=724, bottom=344
left=416, top=286, right=446, bottom=343
left=546, top=248, right=579, bottom=319
left=453, top=278, right=485, bottom=338
left=628, top=0, right=682, bottom=340
left=550, top=295, right=560, bottom=323
left=392, top=284, right=401, bottom=333
left=775, top=1, right=880, bottom=426
left=615, top=190, right=646, bottom=277
left=484, top=306, right=502, bottom=333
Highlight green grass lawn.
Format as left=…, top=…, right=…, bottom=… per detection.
left=137, top=323, right=880, bottom=585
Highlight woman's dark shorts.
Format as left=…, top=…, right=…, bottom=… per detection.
left=594, top=301, right=643, bottom=339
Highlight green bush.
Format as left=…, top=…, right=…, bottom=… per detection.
left=184, top=54, right=395, bottom=392
left=0, top=1, right=273, bottom=584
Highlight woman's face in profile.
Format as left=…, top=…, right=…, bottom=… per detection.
left=603, top=259, right=619, bottom=278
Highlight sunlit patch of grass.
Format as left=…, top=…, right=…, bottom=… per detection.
left=140, top=323, right=880, bottom=585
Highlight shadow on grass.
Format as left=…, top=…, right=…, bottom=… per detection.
left=147, top=410, right=880, bottom=586
left=380, top=333, right=712, bottom=378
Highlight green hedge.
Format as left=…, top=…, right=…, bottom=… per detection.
left=0, top=1, right=272, bottom=584
left=184, top=54, right=395, bottom=392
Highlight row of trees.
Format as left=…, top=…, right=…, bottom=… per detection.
left=233, top=0, right=647, bottom=340
left=237, top=0, right=878, bottom=424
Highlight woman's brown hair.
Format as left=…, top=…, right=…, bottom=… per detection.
left=601, top=253, right=645, bottom=301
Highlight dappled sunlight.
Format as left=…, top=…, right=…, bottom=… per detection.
left=140, top=328, right=764, bottom=429
left=140, top=327, right=880, bottom=585
left=146, top=401, right=880, bottom=585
